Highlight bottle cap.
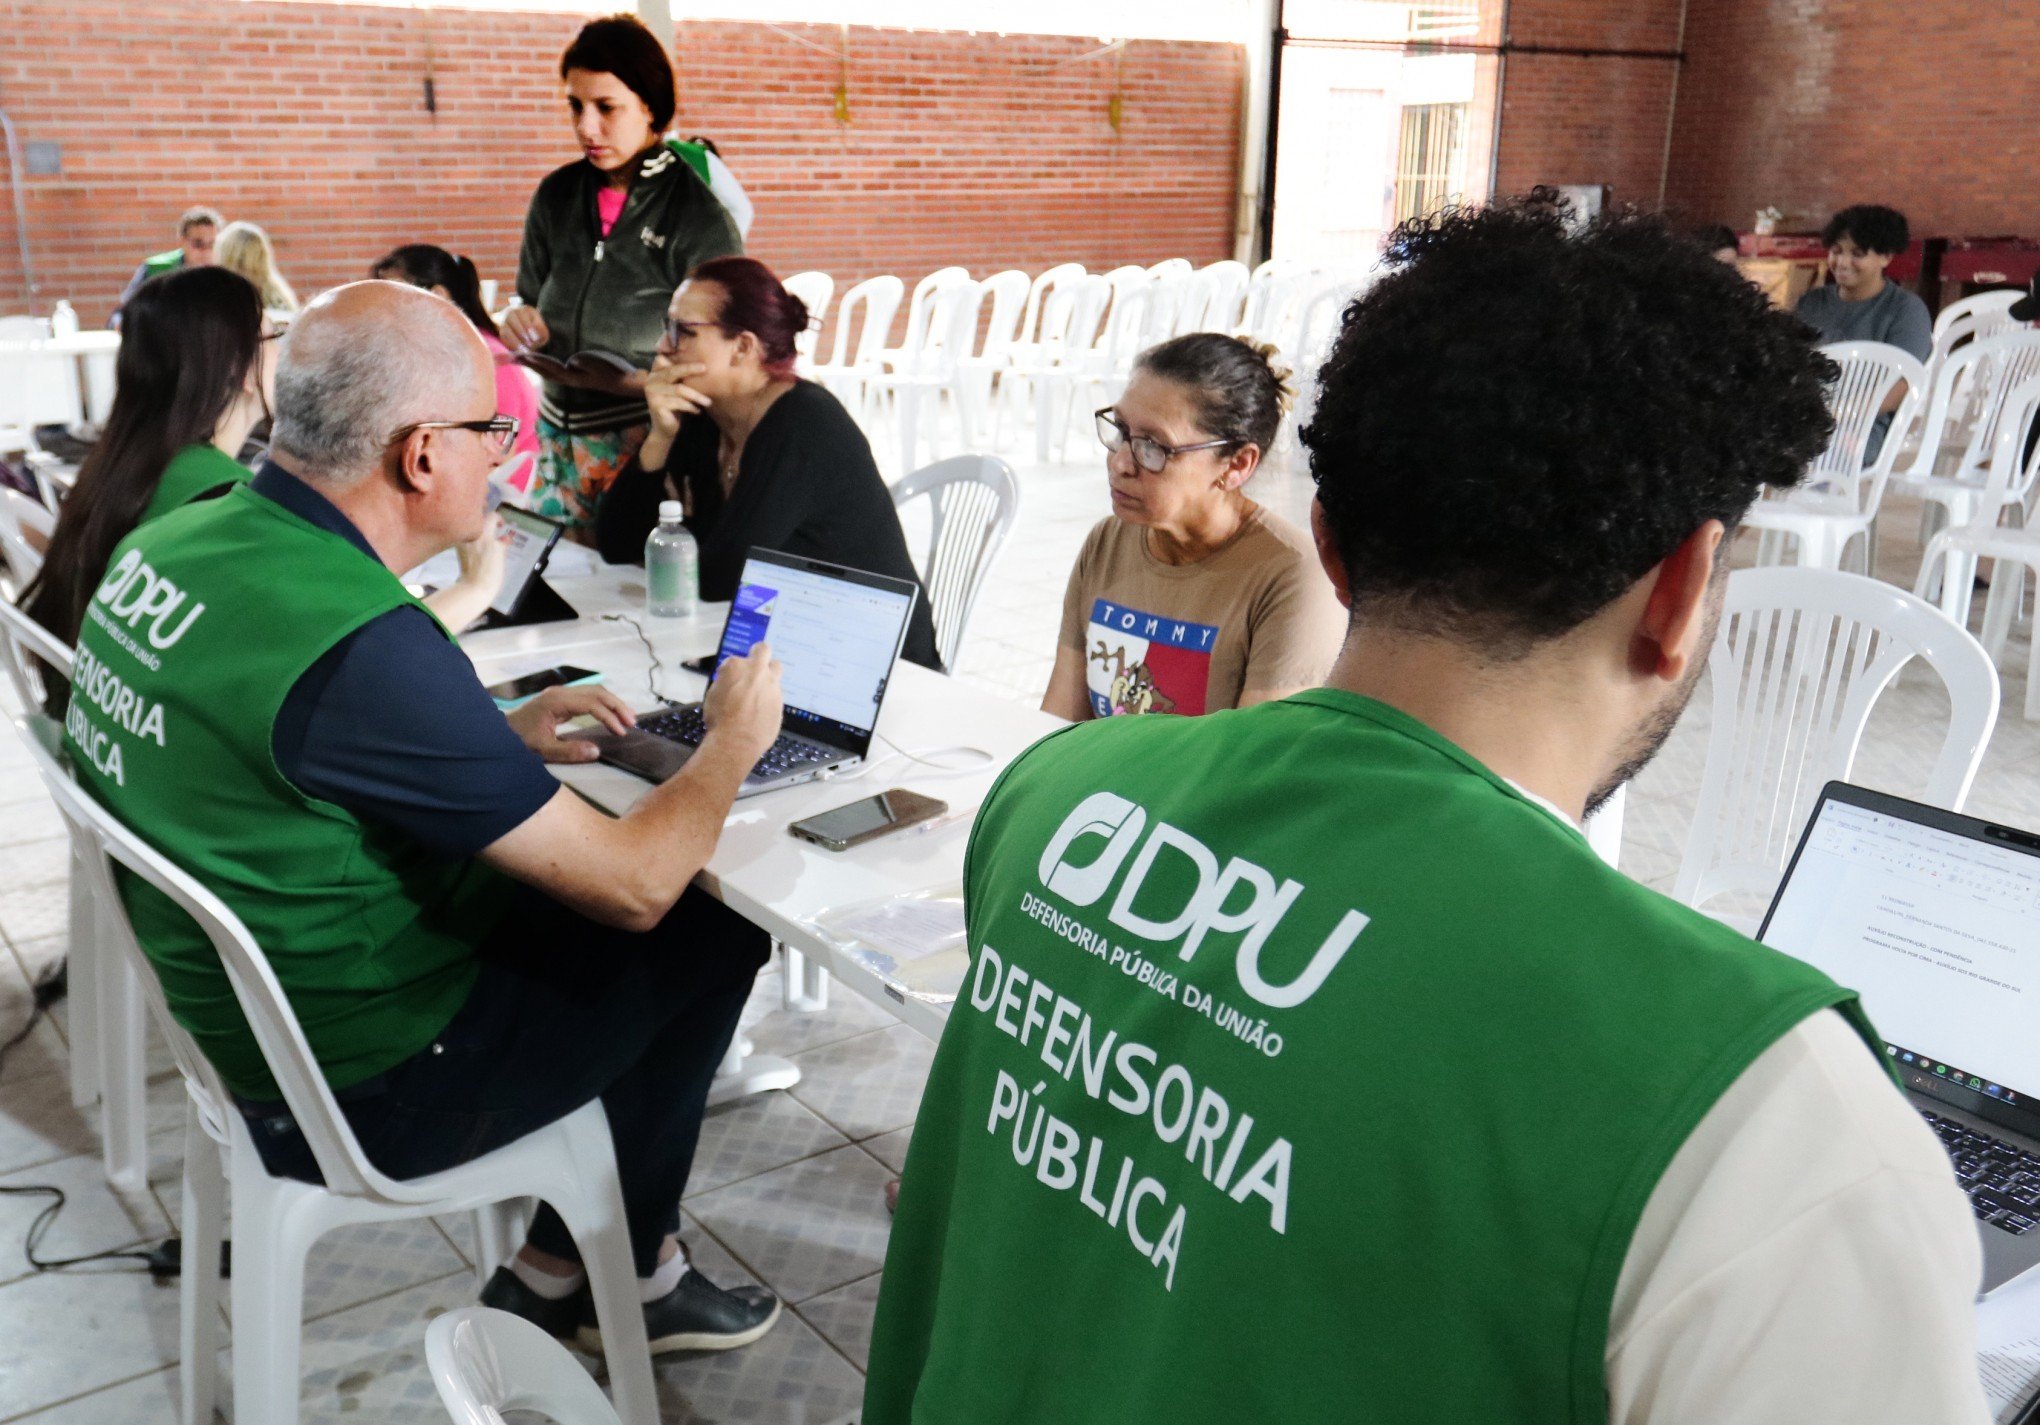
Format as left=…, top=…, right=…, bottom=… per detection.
left=658, top=500, right=683, bottom=522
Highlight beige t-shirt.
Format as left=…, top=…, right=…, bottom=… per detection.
left=1056, top=508, right=1346, bottom=717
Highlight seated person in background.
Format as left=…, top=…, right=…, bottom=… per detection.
left=1041, top=333, right=1344, bottom=720
left=1696, top=223, right=1741, bottom=265
left=217, top=220, right=300, bottom=317
left=1796, top=204, right=1932, bottom=462
left=114, top=204, right=219, bottom=320
left=595, top=255, right=942, bottom=669
left=64, top=280, right=788, bottom=1355
left=22, top=268, right=505, bottom=656
left=372, top=243, right=542, bottom=477
left=865, top=207, right=1987, bottom=1425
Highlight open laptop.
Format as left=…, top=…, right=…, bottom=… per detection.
left=1760, top=781, right=2040, bottom=1293
left=577, top=547, right=919, bottom=798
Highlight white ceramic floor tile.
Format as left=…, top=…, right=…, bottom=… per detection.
left=1, top=1362, right=189, bottom=1423
left=787, top=1025, right=935, bottom=1142
left=861, top=1126, right=914, bottom=1176
left=744, top=972, right=898, bottom=1059
left=0, top=1148, right=168, bottom=1287
left=0, top=1263, right=184, bottom=1416
left=687, top=1090, right=854, bottom=1198
left=687, top=1145, right=897, bottom=1305
left=0, top=1071, right=100, bottom=1177
left=795, top=1270, right=883, bottom=1372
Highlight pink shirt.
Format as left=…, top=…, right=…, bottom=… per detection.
left=482, top=331, right=542, bottom=481
left=596, top=186, right=626, bottom=238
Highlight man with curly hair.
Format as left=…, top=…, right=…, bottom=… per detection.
left=864, top=206, right=1987, bottom=1424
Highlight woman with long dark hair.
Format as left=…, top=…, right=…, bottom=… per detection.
left=23, top=266, right=272, bottom=650
left=371, top=244, right=541, bottom=471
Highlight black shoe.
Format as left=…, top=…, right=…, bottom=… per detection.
left=479, top=1264, right=590, bottom=1341
left=578, top=1269, right=782, bottom=1355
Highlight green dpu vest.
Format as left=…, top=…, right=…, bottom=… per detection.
left=866, top=690, right=1882, bottom=1425
left=65, top=484, right=500, bottom=1100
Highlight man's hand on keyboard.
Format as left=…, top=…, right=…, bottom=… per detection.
left=506, top=684, right=637, bottom=763
left=703, top=643, right=784, bottom=765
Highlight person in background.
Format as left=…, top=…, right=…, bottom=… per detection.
left=595, top=256, right=942, bottom=670
left=61, top=279, right=787, bottom=1361
left=1696, top=223, right=1741, bottom=265
left=113, top=204, right=220, bottom=320
left=1796, top=204, right=1932, bottom=460
left=502, top=13, right=741, bottom=539
left=1041, top=333, right=1344, bottom=720
left=21, top=267, right=503, bottom=661
left=671, top=135, right=754, bottom=237
left=371, top=244, right=541, bottom=478
left=217, top=221, right=300, bottom=316
left=865, top=206, right=1987, bottom=1425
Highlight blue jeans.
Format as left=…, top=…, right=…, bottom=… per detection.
left=240, top=885, right=768, bottom=1275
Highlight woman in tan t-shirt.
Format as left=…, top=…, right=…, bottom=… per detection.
left=1043, top=333, right=1346, bottom=720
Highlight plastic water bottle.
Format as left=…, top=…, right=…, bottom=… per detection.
left=50, top=300, right=77, bottom=338
left=645, top=500, right=698, bottom=618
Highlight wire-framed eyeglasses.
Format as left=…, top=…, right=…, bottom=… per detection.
left=1094, top=408, right=1234, bottom=474
left=387, top=416, right=521, bottom=458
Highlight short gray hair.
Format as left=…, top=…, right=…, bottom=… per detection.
left=270, top=284, right=486, bottom=483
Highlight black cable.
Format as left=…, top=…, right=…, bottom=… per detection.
left=601, top=612, right=680, bottom=706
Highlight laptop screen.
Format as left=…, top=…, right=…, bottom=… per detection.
left=711, top=548, right=918, bottom=750
left=1761, top=787, right=2040, bottom=1117
left=491, top=507, right=563, bottom=617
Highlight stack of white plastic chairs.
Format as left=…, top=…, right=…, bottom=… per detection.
left=859, top=266, right=980, bottom=472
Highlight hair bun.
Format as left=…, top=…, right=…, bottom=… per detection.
left=784, top=289, right=812, bottom=334
left=1245, top=338, right=1297, bottom=415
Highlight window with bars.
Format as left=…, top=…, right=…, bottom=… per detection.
left=1393, top=101, right=1468, bottom=224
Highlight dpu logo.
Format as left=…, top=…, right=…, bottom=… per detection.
left=1037, top=792, right=1367, bottom=1010
left=93, top=549, right=207, bottom=650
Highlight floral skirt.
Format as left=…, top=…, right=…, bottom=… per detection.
left=528, top=417, right=650, bottom=541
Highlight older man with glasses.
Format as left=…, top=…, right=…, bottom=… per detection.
left=63, top=279, right=792, bottom=1358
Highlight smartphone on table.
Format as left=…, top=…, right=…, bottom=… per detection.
left=789, top=790, right=949, bottom=851
left=486, top=665, right=602, bottom=710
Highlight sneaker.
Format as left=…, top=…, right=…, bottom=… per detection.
left=478, top=1264, right=590, bottom=1341
left=578, top=1268, right=782, bottom=1355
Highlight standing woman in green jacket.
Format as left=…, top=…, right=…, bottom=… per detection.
left=502, top=14, right=742, bottom=540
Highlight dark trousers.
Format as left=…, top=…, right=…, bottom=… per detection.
left=241, top=884, right=769, bottom=1275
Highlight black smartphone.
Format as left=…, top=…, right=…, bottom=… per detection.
left=681, top=653, right=718, bottom=676
left=486, top=665, right=601, bottom=707
left=789, top=790, right=949, bottom=851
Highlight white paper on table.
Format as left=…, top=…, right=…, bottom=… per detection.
left=1978, top=1267, right=2040, bottom=1421
left=808, top=887, right=969, bottom=1004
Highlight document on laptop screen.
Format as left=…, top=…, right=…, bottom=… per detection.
left=1762, top=801, right=2040, bottom=1099
left=715, top=560, right=913, bottom=732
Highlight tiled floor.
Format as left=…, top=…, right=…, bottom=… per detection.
left=2, top=405, right=2039, bottom=1420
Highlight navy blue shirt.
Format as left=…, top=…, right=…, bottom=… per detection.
left=256, top=465, right=561, bottom=858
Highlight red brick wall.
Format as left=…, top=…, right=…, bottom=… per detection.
left=0, top=3, right=1243, bottom=329
left=1492, top=0, right=1685, bottom=209
left=1663, top=0, right=2040, bottom=238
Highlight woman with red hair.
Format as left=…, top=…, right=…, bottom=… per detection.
left=597, top=256, right=942, bottom=669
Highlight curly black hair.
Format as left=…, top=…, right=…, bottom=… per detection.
left=1301, top=204, right=1836, bottom=650
left=1820, top=204, right=1909, bottom=257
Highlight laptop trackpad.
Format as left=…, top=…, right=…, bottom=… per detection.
left=568, top=728, right=695, bottom=782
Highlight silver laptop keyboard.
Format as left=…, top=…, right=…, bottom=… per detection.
left=1921, top=1109, right=2040, bottom=1234
left=639, top=706, right=835, bottom=781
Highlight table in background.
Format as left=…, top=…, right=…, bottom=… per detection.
left=0, top=330, right=119, bottom=431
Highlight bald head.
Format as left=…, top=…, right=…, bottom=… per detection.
left=271, top=280, right=493, bottom=484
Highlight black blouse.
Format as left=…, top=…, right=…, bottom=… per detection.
left=596, top=379, right=943, bottom=672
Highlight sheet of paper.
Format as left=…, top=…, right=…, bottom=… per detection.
left=1979, top=1268, right=2040, bottom=1421
left=1982, top=1338, right=2040, bottom=1423
left=827, top=899, right=966, bottom=962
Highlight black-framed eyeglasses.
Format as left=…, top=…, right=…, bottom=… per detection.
left=388, top=416, right=520, bottom=458
left=1094, top=408, right=1234, bottom=474
left=662, top=317, right=721, bottom=348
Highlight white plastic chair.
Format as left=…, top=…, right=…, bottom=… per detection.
left=1745, top=342, right=1928, bottom=572
left=863, top=272, right=979, bottom=472
left=1932, top=289, right=2025, bottom=343
left=780, top=270, right=835, bottom=370
left=1017, top=274, right=1112, bottom=461
left=0, top=486, right=53, bottom=590
left=9, top=717, right=660, bottom=1425
left=0, top=601, right=146, bottom=1196
left=1194, top=259, right=1250, bottom=332
left=1145, top=257, right=1193, bottom=282
left=1673, top=567, right=1999, bottom=926
left=891, top=454, right=1021, bottom=670
left=878, top=265, right=970, bottom=373
left=1916, top=374, right=2040, bottom=719
left=1042, top=282, right=1152, bottom=461
left=954, top=269, right=1030, bottom=446
left=427, top=1307, right=622, bottom=1425
left=808, top=275, right=904, bottom=414
left=1896, top=330, right=2040, bottom=612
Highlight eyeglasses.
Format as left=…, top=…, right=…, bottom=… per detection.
left=1094, top=408, right=1234, bottom=474
left=662, top=317, right=721, bottom=347
left=388, top=416, right=521, bottom=458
